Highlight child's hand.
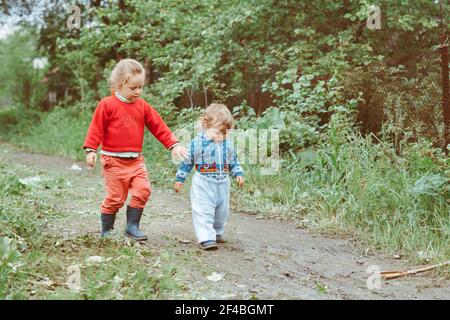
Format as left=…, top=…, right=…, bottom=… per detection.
left=174, top=181, right=184, bottom=193
left=171, top=144, right=189, bottom=161
left=236, top=176, right=244, bottom=188
left=86, top=152, right=97, bottom=168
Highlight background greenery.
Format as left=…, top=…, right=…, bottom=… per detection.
left=0, top=0, right=449, bottom=298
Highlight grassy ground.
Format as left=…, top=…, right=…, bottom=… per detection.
left=0, top=160, right=188, bottom=299
left=2, top=106, right=449, bottom=266
left=237, top=135, right=450, bottom=261
left=2, top=144, right=449, bottom=300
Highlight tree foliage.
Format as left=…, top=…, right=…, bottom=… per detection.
left=1, top=0, right=449, bottom=148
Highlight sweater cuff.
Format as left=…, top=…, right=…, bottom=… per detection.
left=168, top=142, right=179, bottom=150
left=84, top=148, right=97, bottom=153
left=175, top=176, right=186, bottom=183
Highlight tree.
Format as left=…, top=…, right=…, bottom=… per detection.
left=0, top=30, right=46, bottom=108
left=439, top=0, right=449, bottom=153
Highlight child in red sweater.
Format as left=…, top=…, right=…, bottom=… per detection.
left=83, top=59, right=187, bottom=241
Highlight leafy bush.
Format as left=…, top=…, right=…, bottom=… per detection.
left=0, top=107, right=19, bottom=136
left=12, top=106, right=91, bottom=160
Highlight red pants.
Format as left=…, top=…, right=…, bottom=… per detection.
left=100, top=154, right=151, bottom=214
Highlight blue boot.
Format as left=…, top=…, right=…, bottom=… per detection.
left=101, top=213, right=116, bottom=237
left=124, top=206, right=148, bottom=241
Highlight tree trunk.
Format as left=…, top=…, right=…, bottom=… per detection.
left=440, top=34, right=449, bottom=153
left=439, top=0, right=449, bottom=153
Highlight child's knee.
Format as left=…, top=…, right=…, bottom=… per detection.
left=139, top=186, right=151, bottom=202
left=102, top=199, right=126, bottom=212
left=131, top=186, right=151, bottom=207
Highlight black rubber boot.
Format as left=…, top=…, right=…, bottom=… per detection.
left=101, top=213, right=116, bottom=237
left=124, top=206, right=148, bottom=241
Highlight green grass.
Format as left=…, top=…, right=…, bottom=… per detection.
left=235, top=131, right=449, bottom=263
left=9, top=107, right=91, bottom=160
left=31, top=235, right=182, bottom=300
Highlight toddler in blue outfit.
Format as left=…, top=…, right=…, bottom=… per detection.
left=174, top=103, right=244, bottom=250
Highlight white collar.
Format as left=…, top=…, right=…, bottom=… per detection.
left=115, top=91, right=133, bottom=103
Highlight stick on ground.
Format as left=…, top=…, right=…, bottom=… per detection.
left=381, top=260, right=450, bottom=280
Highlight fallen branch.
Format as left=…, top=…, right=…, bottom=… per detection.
left=381, top=260, right=450, bottom=280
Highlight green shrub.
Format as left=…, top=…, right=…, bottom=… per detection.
left=12, top=106, right=91, bottom=160
left=0, top=107, right=18, bottom=128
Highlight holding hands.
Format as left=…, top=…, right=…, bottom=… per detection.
left=171, top=144, right=189, bottom=161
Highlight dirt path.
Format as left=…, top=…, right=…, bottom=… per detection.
left=1, top=142, right=449, bottom=299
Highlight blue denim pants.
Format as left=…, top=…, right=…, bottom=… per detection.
left=190, top=172, right=230, bottom=243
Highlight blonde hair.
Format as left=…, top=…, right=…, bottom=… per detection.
left=201, top=103, right=234, bottom=133
left=110, top=59, right=145, bottom=94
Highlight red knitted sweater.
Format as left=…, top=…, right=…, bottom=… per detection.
left=83, top=95, right=178, bottom=152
